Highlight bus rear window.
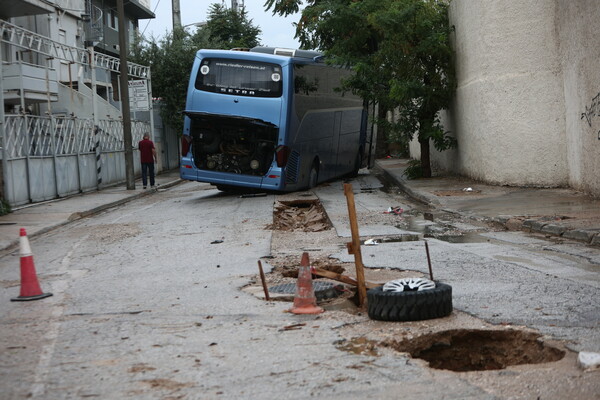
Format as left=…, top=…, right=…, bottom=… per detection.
left=195, top=58, right=282, bottom=98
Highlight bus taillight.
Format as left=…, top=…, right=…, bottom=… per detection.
left=275, top=145, right=290, bottom=167
left=181, top=135, right=192, bottom=157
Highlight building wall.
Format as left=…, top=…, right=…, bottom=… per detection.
left=418, top=0, right=600, bottom=196
left=557, top=0, right=600, bottom=196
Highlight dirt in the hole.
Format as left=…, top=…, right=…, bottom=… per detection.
left=267, top=200, right=332, bottom=232
left=270, top=255, right=346, bottom=278
left=383, top=328, right=565, bottom=372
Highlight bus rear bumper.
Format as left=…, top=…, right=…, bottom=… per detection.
left=179, top=164, right=287, bottom=191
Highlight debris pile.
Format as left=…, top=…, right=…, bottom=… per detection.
left=270, top=200, right=331, bottom=232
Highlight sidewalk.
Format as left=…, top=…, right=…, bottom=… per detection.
left=0, top=170, right=183, bottom=253
left=374, top=158, right=600, bottom=247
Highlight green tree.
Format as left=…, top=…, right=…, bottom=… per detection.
left=266, top=0, right=455, bottom=177
left=130, top=4, right=261, bottom=134
left=205, top=3, right=261, bottom=49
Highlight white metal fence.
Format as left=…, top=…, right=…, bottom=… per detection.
left=1, top=114, right=150, bottom=206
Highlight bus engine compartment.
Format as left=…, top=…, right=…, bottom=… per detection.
left=184, top=113, right=278, bottom=176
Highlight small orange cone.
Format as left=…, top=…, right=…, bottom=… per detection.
left=11, top=228, right=53, bottom=302
left=290, top=252, right=323, bottom=314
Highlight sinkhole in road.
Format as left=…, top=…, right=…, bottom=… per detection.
left=269, top=199, right=332, bottom=232
left=385, top=329, right=565, bottom=372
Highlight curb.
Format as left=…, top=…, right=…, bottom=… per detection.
left=373, top=163, right=600, bottom=248
left=372, top=163, right=440, bottom=206
left=493, top=215, right=600, bottom=247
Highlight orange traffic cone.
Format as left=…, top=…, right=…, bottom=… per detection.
left=11, top=228, right=53, bottom=302
left=290, top=252, right=324, bottom=314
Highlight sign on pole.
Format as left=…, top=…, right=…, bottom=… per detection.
left=128, top=80, right=149, bottom=111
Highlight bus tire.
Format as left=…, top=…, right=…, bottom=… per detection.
left=308, top=162, right=319, bottom=189
left=367, top=283, right=453, bottom=322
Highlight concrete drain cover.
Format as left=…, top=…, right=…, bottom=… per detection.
left=387, top=329, right=565, bottom=372
left=269, top=281, right=344, bottom=301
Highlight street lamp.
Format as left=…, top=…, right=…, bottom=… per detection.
left=183, top=21, right=207, bottom=30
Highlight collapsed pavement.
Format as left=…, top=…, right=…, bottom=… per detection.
left=245, top=171, right=600, bottom=399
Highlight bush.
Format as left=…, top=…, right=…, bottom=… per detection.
left=402, top=159, right=423, bottom=180
left=0, top=198, right=11, bottom=216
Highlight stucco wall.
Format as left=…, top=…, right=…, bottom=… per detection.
left=417, top=0, right=600, bottom=196
left=557, top=0, right=600, bottom=197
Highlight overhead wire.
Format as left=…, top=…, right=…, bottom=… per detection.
left=141, top=0, right=162, bottom=37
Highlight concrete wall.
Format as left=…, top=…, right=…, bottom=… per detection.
left=557, top=0, right=600, bottom=197
left=416, top=0, right=600, bottom=197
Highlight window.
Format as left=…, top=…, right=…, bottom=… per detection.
left=106, top=9, right=118, bottom=30
left=195, top=58, right=282, bottom=98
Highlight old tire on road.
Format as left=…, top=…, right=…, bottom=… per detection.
left=367, top=283, right=453, bottom=322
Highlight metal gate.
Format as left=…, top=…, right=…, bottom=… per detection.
left=1, top=114, right=150, bottom=206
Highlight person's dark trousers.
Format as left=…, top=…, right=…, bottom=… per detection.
left=141, top=162, right=155, bottom=187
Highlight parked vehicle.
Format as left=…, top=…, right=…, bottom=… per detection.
left=180, top=47, right=367, bottom=192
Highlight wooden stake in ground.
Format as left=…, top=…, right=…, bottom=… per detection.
left=424, top=240, right=434, bottom=281
left=257, top=260, right=270, bottom=301
left=344, top=183, right=367, bottom=308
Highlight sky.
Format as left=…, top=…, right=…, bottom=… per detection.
left=139, top=0, right=301, bottom=49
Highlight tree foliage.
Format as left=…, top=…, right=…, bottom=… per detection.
left=205, top=3, right=261, bottom=49
left=266, top=0, right=455, bottom=177
left=129, top=4, right=261, bottom=133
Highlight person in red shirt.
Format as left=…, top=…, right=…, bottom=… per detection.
left=138, top=133, right=157, bottom=189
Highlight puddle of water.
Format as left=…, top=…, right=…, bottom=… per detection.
left=335, top=337, right=379, bottom=356
left=366, top=235, right=420, bottom=244
left=425, top=232, right=490, bottom=244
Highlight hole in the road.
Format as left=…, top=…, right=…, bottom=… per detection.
left=269, top=199, right=332, bottom=232
left=385, top=329, right=565, bottom=372
left=273, top=259, right=345, bottom=278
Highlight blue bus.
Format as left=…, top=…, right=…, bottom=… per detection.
left=180, top=47, right=367, bottom=192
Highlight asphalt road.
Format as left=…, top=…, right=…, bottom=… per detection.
left=1, top=175, right=599, bottom=399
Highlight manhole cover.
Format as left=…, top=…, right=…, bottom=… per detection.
left=269, top=281, right=343, bottom=301
left=386, top=329, right=565, bottom=372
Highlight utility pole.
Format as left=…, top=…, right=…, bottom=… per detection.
left=231, top=0, right=244, bottom=11
left=172, top=0, right=182, bottom=29
left=116, top=0, right=135, bottom=189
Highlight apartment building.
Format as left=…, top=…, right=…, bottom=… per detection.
left=0, top=0, right=157, bottom=205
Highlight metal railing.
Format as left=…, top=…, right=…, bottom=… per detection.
left=3, top=114, right=149, bottom=158
left=0, top=19, right=149, bottom=78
